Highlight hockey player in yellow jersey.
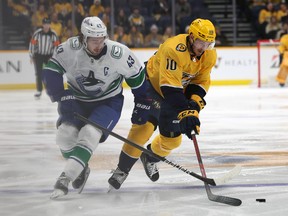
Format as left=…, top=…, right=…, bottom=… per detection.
left=276, top=34, right=288, bottom=87
left=109, top=18, right=217, bottom=189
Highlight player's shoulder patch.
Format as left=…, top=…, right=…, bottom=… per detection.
left=68, top=37, right=82, bottom=50
left=175, top=43, right=187, bottom=52
left=111, top=45, right=123, bottom=59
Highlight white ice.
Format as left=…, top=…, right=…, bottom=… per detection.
left=0, top=86, right=288, bottom=216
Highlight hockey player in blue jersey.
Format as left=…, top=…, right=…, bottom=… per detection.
left=43, top=16, right=151, bottom=199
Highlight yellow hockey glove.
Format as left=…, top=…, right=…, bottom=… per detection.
left=190, top=94, right=206, bottom=111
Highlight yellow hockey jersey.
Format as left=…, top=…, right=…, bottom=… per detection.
left=146, top=34, right=217, bottom=98
left=278, top=34, right=288, bottom=54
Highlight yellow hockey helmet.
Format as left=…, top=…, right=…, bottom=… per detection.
left=189, top=18, right=216, bottom=43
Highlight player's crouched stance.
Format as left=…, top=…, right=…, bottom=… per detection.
left=42, top=16, right=151, bottom=199
left=108, top=18, right=217, bottom=190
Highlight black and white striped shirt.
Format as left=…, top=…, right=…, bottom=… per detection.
left=29, top=28, right=60, bottom=57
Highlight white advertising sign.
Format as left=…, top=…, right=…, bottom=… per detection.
left=0, top=47, right=272, bottom=89
left=212, top=47, right=258, bottom=80
left=0, top=51, right=33, bottom=84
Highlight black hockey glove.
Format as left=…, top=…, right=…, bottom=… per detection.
left=131, top=97, right=152, bottom=125
left=177, top=109, right=200, bottom=139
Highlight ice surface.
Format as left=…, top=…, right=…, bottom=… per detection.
left=0, top=86, right=288, bottom=215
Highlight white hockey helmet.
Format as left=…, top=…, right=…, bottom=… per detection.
left=81, top=16, right=107, bottom=48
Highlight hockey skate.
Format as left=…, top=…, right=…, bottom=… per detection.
left=34, top=91, right=41, bottom=100
left=140, top=146, right=159, bottom=182
left=72, top=165, right=90, bottom=194
left=108, top=167, right=128, bottom=190
left=50, top=172, right=70, bottom=199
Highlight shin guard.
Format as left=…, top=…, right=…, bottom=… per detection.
left=122, top=122, right=155, bottom=158
left=151, top=134, right=182, bottom=157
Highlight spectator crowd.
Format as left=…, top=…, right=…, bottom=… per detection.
left=246, top=0, right=288, bottom=40
left=5, top=0, right=201, bottom=48
left=8, top=0, right=275, bottom=48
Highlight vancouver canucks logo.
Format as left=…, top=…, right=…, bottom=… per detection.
left=70, top=37, right=81, bottom=50
left=83, top=18, right=92, bottom=26
left=82, top=71, right=104, bottom=86
left=111, top=45, right=123, bottom=59
left=176, top=43, right=186, bottom=52
left=76, top=70, right=105, bottom=96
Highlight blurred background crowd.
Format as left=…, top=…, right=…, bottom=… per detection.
left=1, top=0, right=288, bottom=50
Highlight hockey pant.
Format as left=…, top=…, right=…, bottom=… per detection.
left=122, top=81, right=183, bottom=159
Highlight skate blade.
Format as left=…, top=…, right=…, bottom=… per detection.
left=50, top=189, right=66, bottom=200
left=107, top=184, right=116, bottom=193
left=77, top=169, right=90, bottom=194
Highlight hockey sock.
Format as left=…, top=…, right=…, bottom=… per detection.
left=146, top=144, right=160, bottom=162
left=118, top=151, right=138, bottom=174
left=63, top=158, right=85, bottom=181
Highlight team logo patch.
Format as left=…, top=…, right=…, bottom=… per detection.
left=70, top=38, right=82, bottom=50
left=176, top=43, right=187, bottom=52
left=76, top=70, right=105, bottom=96
left=111, top=45, right=123, bottom=59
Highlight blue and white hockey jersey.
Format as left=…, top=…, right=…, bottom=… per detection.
left=43, top=36, right=145, bottom=102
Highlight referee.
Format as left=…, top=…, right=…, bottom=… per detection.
left=29, top=17, right=60, bottom=99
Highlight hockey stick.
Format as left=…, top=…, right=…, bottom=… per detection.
left=269, top=39, right=279, bottom=50
left=192, top=134, right=242, bottom=206
left=74, top=113, right=239, bottom=186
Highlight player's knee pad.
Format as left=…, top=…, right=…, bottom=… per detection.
left=68, top=125, right=102, bottom=166
left=77, top=124, right=103, bottom=152
left=122, top=121, right=155, bottom=158
left=151, top=134, right=182, bottom=157
left=56, top=123, right=79, bottom=158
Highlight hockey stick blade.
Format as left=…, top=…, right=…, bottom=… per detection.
left=214, top=165, right=242, bottom=185
left=205, top=183, right=242, bottom=206
left=192, top=134, right=242, bottom=206
left=74, top=113, right=217, bottom=186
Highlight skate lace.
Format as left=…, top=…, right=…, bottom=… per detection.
left=58, top=176, right=70, bottom=187
left=110, top=169, right=128, bottom=183
left=147, top=162, right=158, bottom=177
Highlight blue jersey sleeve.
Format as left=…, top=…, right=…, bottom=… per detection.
left=42, top=68, right=65, bottom=102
